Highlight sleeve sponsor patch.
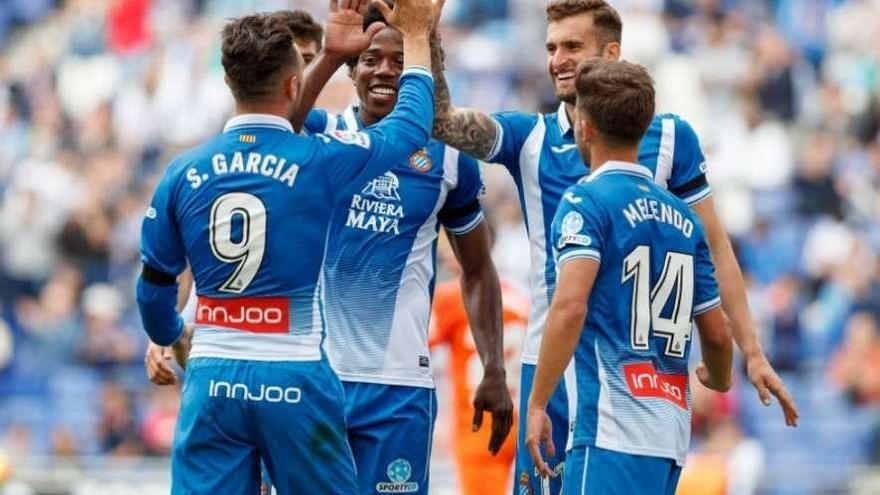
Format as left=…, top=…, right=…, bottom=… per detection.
left=328, top=130, right=371, bottom=149
left=558, top=211, right=591, bottom=248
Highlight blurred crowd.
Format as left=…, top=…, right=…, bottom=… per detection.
left=0, top=0, right=879, bottom=493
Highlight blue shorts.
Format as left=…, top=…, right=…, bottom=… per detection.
left=515, top=362, right=570, bottom=495
left=563, top=446, right=682, bottom=495
left=343, top=381, right=438, bottom=495
left=171, top=357, right=357, bottom=495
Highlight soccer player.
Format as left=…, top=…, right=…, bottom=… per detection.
left=525, top=58, right=733, bottom=494
left=429, top=0, right=797, bottom=491
left=430, top=232, right=528, bottom=495
left=144, top=8, right=326, bottom=385
left=286, top=2, right=513, bottom=493
left=135, top=1, right=436, bottom=492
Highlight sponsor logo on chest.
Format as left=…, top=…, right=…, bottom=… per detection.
left=346, top=171, right=406, bottom=235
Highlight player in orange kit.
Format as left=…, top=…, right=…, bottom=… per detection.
left=430, top=231, right=528, bottom=495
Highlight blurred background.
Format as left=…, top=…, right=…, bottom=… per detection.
left=0, top=0, right=878, bottom=493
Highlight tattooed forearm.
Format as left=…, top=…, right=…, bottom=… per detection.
left=431, top=35, right=498, bottom=160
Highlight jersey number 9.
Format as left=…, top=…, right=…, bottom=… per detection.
left=209, top=192, right=267, bottom=294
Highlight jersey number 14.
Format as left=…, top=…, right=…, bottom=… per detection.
left=622, top=246, right=694, bottom=358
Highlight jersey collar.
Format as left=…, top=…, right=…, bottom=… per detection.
left=224, top=114, right=294, bottom=134
left=587, top=161, right=653, bottom=182
left=343, top=106, right=366, bottom=131
left=557, top=103, right=573, bottom=138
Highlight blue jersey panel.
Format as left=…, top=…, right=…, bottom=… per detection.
left=550, top=161, right=720, bottom=465
left=485, top=104, right=713, bottom=367
left=138, top=68, right=435, bottom=359
left=318, top=106, right=485, bottom=387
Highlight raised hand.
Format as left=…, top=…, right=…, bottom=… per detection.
left=373, top=0, right=434, bottom=39
left=326, top=0, right=386, bottom=60
left=431, top=0, right=447, bottom=34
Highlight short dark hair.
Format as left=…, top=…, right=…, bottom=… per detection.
left=546, top=0, right=622, bottom=47
left=364, top=0, right=393, bottom=31
left=575, top=58, right=654, bottom=147
left=221, top=14, right=303, bottom=103
left=273, top=10, right=324, bottom=50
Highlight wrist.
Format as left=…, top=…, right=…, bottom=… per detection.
left=742, top=342, right=766, bottom=361
left=316, top=51, right=348, bottom=68
left=403, top=32, right=431, bottom=45
left=482, top=363, right=506, bottom=379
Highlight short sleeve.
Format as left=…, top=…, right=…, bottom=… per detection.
left=668, top=117, right=712, bottom=206
left=140, top=166, right=187, bottom=276
left=440, top=150, right=484, bottom=235
left=692, top=223, right=721, bottom=316
left=551, top=186, right=606, bottom=268
left=303, top=109, right=331, bottom=135
left=486, top=111, right=540, bottom=172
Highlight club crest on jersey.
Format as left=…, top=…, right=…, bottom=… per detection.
left=347, top=172, right=405, bottom=235
left=558, top=211, right=591, bottom=248
left=409, top=149, right=432, bottom=173
left=376, top=458, right=418, bottom=493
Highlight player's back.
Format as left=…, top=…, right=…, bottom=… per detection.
left=553, top=161, right=720, bottom=466
left=151, top=116, right=338, bottom=360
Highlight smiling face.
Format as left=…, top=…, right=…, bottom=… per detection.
left=351, top=27, right=404, bottom=126
left=545, top=13, right=608, bottom=104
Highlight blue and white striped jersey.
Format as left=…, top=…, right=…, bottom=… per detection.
left=305, top=106, right=485, bottom=388
left=487, top=104, right=712, bottom=365
left=550, top=161, right=720, bottom=465
left=137, top=68, right=435, bottom=361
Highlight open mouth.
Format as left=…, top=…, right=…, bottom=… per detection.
left=369, top=84, right=398, bottom=99
left=555, top=71, right=576, bottom=83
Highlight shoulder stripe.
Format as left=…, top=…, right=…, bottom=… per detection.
left=486, top=118, right=505, bottom=162
left=655, top=118, right=675, bottom=189
left=324, top=113, right=338, bottom=134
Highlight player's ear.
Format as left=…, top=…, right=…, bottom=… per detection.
left=579, top=117, right=596, bottom=145
left=602, top=42, right=621, bottom=61
left=285, top=73, right=300, bottom=103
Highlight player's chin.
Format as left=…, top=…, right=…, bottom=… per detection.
left=554, top=85, right=576, bottom=104
left=367, top=94, right=397, bottom=113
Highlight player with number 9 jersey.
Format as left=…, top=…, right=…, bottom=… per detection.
left=135, top=11, right=436, bottom=494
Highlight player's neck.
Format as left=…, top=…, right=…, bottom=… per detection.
left=589, top=142, right=639, bottom=173
left=564, top=103, right=575, bottom=127
left=234, top=101, right=290, bottom=121
left=356, top=107, right=381, bottom=128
